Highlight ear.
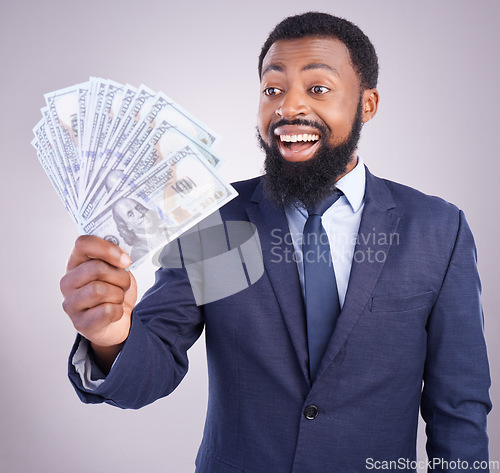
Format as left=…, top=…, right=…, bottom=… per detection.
left=361, top=88, right=379, bottom=123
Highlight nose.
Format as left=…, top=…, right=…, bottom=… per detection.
left=276, top=88, right=310, bottom=118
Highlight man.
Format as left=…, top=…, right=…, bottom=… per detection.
left=61, top=12, right=491, bottom=472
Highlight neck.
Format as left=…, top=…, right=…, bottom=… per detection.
left=335, top=154, right=358, bottom=183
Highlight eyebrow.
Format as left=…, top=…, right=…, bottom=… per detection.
left=261, top=64, right=284, bottom=76
left=302, top=63, right=340, bottom=76
left=261, top=62, right=340, bottom=77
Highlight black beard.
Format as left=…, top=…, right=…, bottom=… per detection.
left=258, top=98, right=363, bottom=209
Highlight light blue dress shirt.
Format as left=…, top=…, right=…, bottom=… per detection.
left=284, top=156, right=366, bottom=308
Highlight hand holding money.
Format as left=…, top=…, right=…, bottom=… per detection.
left=60, top=235, right=137, bottom=372
left=32, top=77, right=238, bottom=269
left=33, top=78, right=237, bottom=367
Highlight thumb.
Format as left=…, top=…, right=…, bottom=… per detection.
left=124, top=271, right=138, bottom=314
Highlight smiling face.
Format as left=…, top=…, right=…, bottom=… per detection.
left=258, top=37, right=372, bottom=163
left=257, top=36, right=379, bottom=206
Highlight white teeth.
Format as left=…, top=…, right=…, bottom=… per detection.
left=279, top=134, right=319, bottom=143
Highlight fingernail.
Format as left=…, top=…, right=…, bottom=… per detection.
left=120, top=253, right=131, bottom=267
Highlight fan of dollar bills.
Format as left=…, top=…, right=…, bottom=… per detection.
left=32, top=77, right=237, bottom=268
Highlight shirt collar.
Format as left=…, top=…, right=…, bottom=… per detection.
left=286, top=155, right=366, bottom=216
left=334, top=155, right=366, bottom=213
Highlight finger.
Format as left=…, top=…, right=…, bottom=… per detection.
left=60, top=259, right=131, bottom=295
left=71, top=302, right=128, bottom=337
left=67, top=235, right=131, bottom=271
left=123, top=272, right=138, bottom=311
left=62, top=280, right=126, bottom=316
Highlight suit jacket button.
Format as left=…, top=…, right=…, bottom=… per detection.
left=303, top=405, right=319, bottom=420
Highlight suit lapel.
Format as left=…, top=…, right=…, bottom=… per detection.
left=245, top=182, right=310, bottom=381
left=314, top=167, right=400, bottom=383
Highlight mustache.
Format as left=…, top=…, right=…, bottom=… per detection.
left=269, top=118, right=331, bottom=136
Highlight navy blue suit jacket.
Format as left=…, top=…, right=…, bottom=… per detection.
left=69, top=167, right=491, bottom=472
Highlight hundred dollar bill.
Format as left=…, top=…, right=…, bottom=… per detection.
left=154, top=91, right=219, bottom=150
left=111, top=94, right=172, bottom=167
left=33, top=141, right=79, bottom=223
left=97, top=81, right=125, bottom=151
left=82, top=120, right=184, bottom=217
left=76, top=82, right=90, bottom=152
left=79, top=85, right=156, bottom=205
left=43, top=84, right=80, bottom=150
left=108, top=89, right=220, bottom=173
left=32, top=120, right=78, bottom=221
left=44, top=86, right=83, bottom=197
left=100, top=85, right=157, bottom=163
left=75, top=82, right=90, bottom=196
left=93, top=84, right=137, bottom=180
left=34, top=77, right=232, bottom=270
left=40, top=106, right=79, bottom=207
left=99, top=84, right=137, bottom=152
left=80, top=144, right=237, bottom=268
left=85, top=80, right=125, bottom=190
left=80, top=77, right=109, bottom=195
left=79, top=114, right=222, bottom=222
left=33, top=119, right=66, bottom=195
left=78, top=89, right=221, bottom=222
left=102, top=120, right=221, bottom=208
left=44, top=82, right=92, bottom=198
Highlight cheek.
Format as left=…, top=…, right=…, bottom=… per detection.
left=323, top=109, right=352, bottom=143
left=257, top=107, right=271, bottom=142
left=257, top=94, right=279, bottom=131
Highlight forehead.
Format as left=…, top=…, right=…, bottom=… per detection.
left=261, top=37, right=357, bottom=81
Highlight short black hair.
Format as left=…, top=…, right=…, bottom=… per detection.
left=258, top=12, right=379, bottom=90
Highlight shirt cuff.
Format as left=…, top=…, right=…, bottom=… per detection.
left=71, top=338, right=110, bottom=391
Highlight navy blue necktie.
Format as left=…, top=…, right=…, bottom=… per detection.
left=303, top=190, right=343, bottom=381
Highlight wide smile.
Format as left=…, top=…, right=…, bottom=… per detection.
left=273, top=125, right=322, bottom=162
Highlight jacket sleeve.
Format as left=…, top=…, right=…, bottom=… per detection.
left=421, top=210, right=492, bottom=471
left=68, top=265, right=204, bottom=409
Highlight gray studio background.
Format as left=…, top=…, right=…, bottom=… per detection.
left=1, top=0, right=499, bottom=472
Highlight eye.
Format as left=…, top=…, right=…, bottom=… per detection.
left=309, top=85, right=330, bottom=95
left=263, top=87, right=283, bottom=97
